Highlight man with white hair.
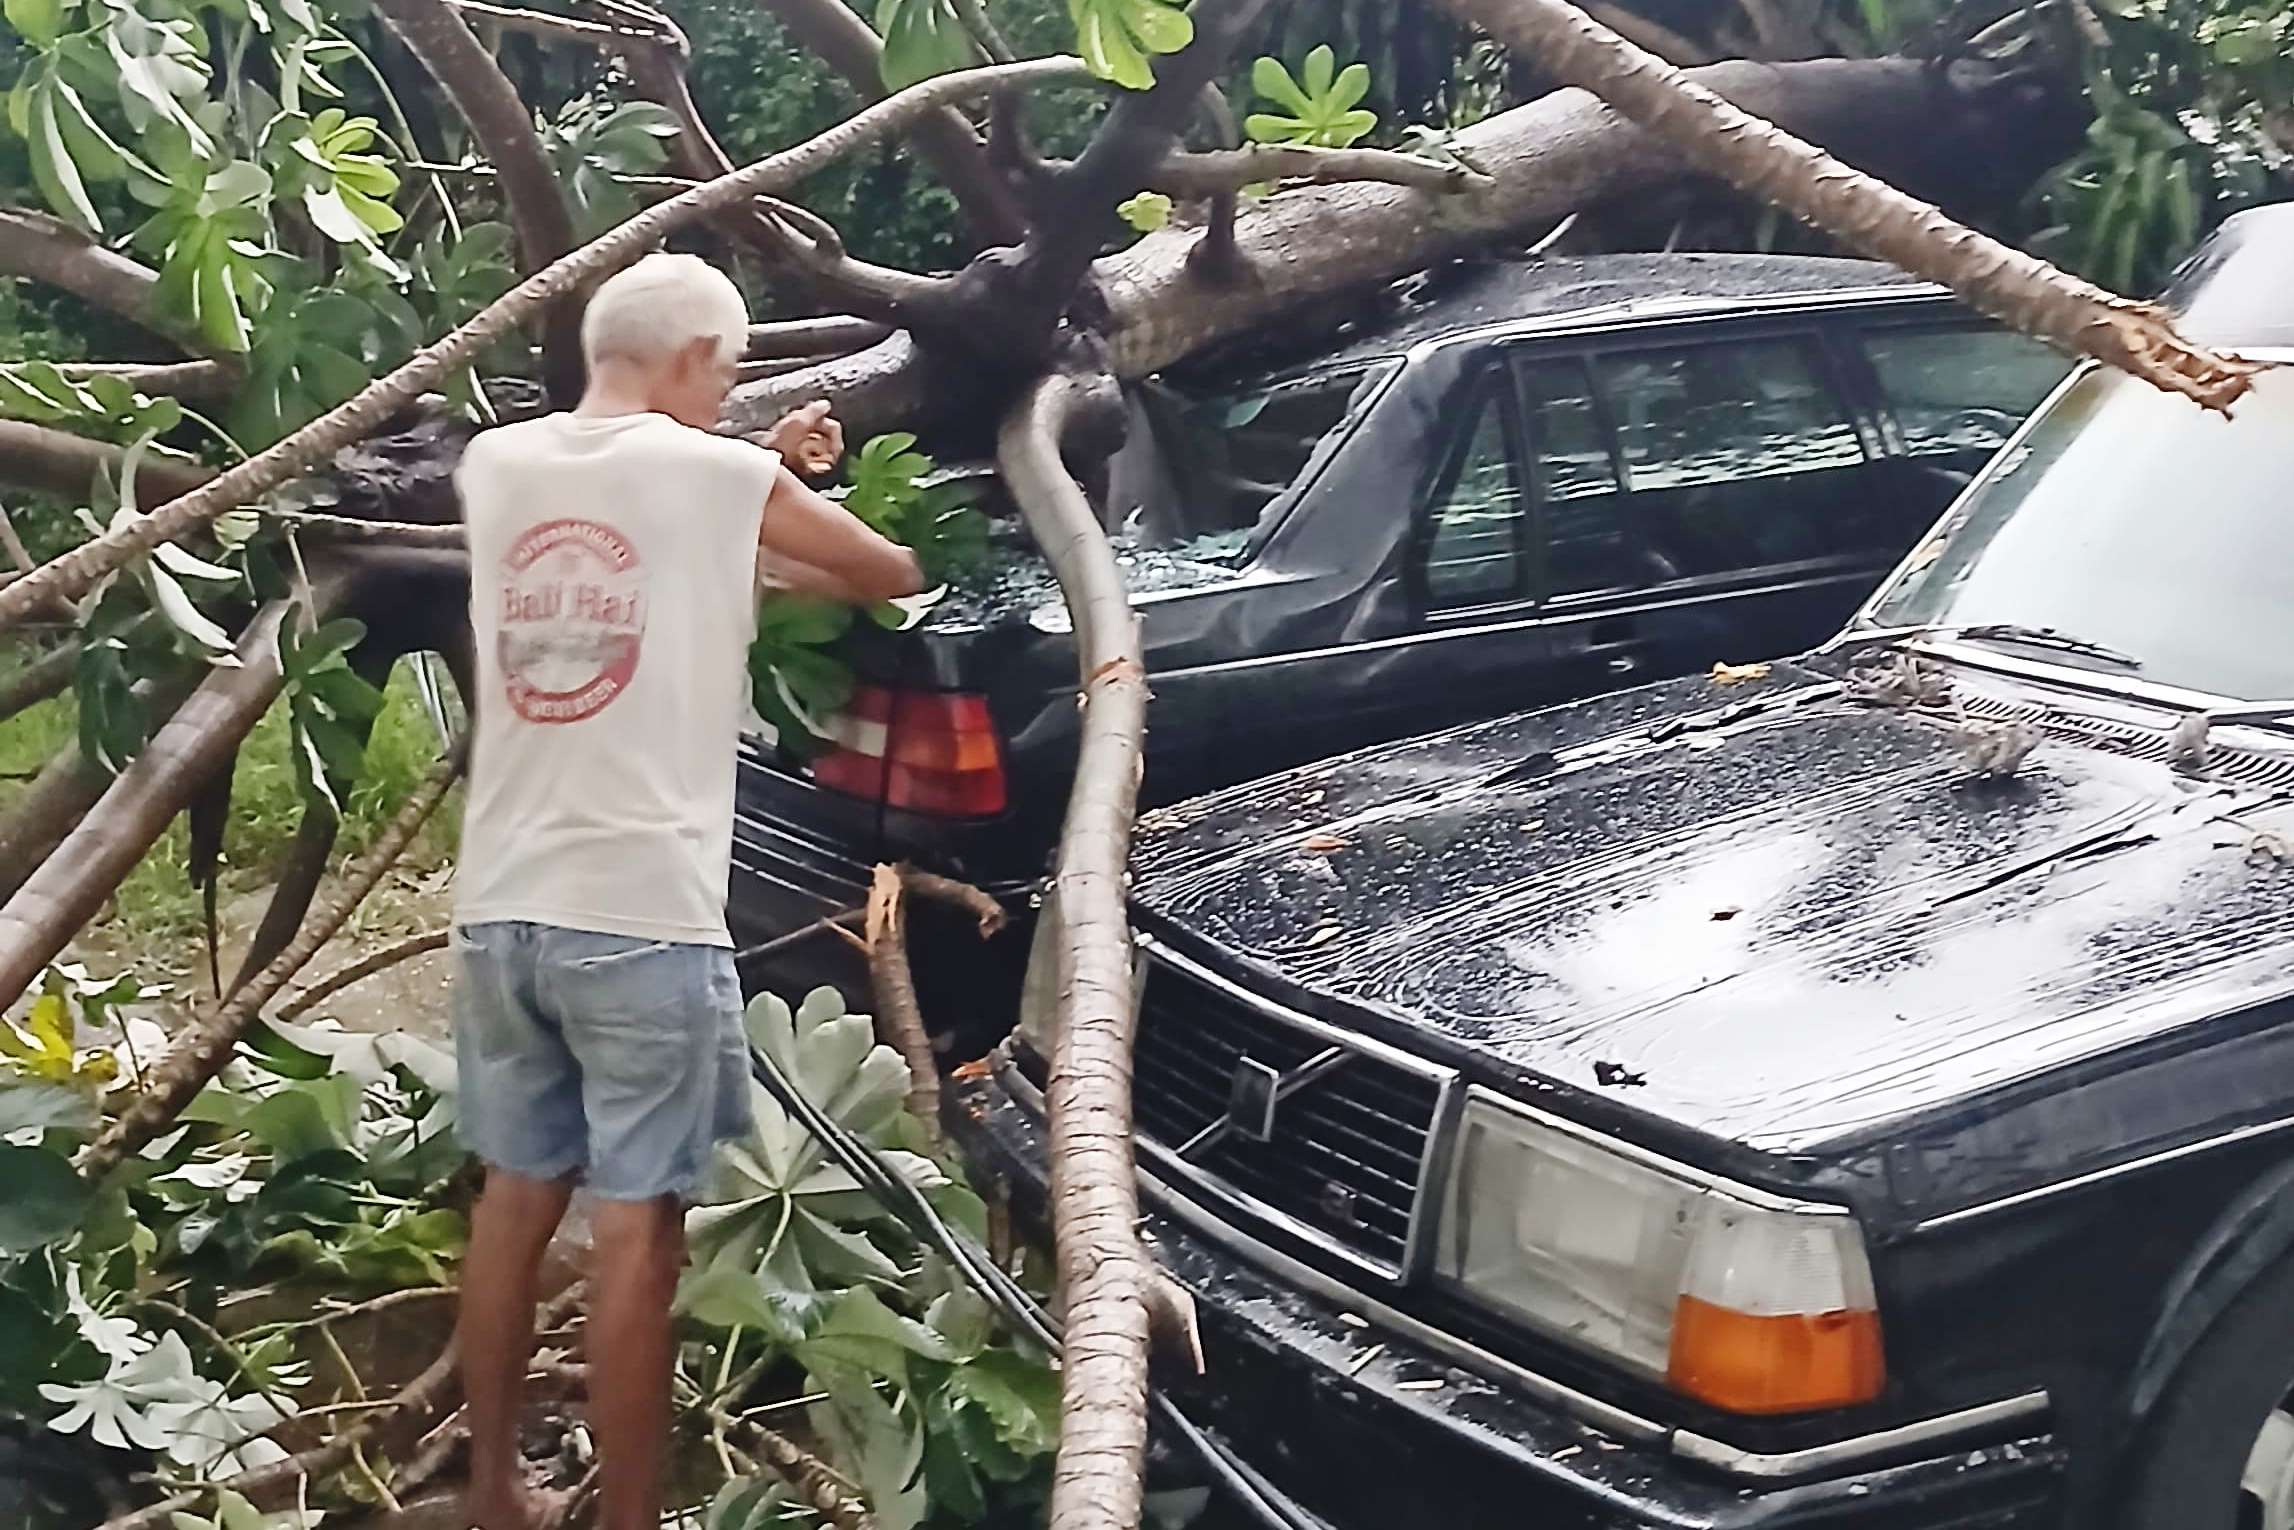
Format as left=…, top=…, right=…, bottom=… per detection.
left=449, top=252, right=923, bottom=1530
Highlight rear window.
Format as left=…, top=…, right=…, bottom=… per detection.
left=1113, top=363, right=1395, bottom=560
left=1862, top=326, right=2070, bottom=457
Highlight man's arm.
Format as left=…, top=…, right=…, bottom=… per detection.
left=761, top=465, right=924, bottom=602
left=757, top=549, right=875, bottom=602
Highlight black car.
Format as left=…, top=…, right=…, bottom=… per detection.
left=956, top=202, right=2294, bottom=1530
left=729, top=254, right=2067, bottom=1005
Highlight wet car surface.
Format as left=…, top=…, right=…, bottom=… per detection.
left=728, top=254, right=2069, bottom=1017
left=958, top=205, right=2294, bottom=1530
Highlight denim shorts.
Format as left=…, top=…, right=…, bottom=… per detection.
left=452, top=921, right=753, bottom=1202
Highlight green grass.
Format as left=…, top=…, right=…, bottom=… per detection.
left=0, top=654, right=459, bottom=946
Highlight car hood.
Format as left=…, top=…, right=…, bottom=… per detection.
left=1129, top=664, right=2294, bottom=1153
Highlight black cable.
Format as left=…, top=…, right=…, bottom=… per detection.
left=745, top=1046, right=1327, bottom=1530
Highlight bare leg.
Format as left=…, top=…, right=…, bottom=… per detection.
left=587, top=1195, right=685, bottom=1530
left=460, top=1169, right=575, bottom=1530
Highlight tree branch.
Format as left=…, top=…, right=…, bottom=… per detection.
left=0, top=600, right=307, bottom=1013
left=749, top=316, right=892, bottom=359
left=1582, top=1, right=1711, bottom=65
left=0, top=209, right=216, bottom=357
left=618, top=34, right=961, bottom=327
left=79, top=738, right=466, bottom=1178
left=1433, top=0, right=2256, bottom=409
left=998, top=372, right=1154, bottom=1530
left=373, top=0, right=586, bottom=403
left=0, top=641, right=76, bottom=724
left=865, top=863, right=941, bottom=1146
left=982, top=0, right=1280, bottom=357
left=0, top=55, right=1081, bottom=633
left=44, top=360, right=236, bottom=401
left=274, top=926, right=449, bottom=1022
left=0, top=420, right=215, bottom=507
left=1150, top=144, right=1491, bottom=196
left=752, top=0, right=1028, bottom=243
left=228, top=804, right=337, bottom=995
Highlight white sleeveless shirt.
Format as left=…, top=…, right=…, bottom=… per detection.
left=453, top=412, right=778, bottom=947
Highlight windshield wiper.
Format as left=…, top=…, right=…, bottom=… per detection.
left=1951, top=623, right=2144, bottom=670
left=1820, top=622, right=2143, bottom=670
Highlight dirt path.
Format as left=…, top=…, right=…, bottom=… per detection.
left=72, top=860, right=459, bottom=1043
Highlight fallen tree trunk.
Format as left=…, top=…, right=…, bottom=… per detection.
left=1091, top=54, right=2086, bottom=379
left=1430, top=0, right=2255, bottom=408
left=720, top=52, right=2090, bottom=435
left=997, top=372, right=1154, bottom=1530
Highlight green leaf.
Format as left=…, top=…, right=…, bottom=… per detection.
left=147, top=563, right=236, bottom=653
left=1247, top=49, right=1379, bottom=150
left=876, top=0, right=978, bottom=89
left=29, top=82, right=103, bottom=234
left=4, top=0, right=63, bottom=44
left=1070, top=0, right=1190, bottom=90
left=950, top=1347, right=1061, bottom=1455
left=0, top=1144, right=92, bottom=1251
left=0, top=1080, right=96, bottom=1133
left=1118, top=190, right=1172, bottom=232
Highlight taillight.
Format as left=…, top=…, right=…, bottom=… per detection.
left=811, top=684, right=1008, bottom=817
left=1666, top=1207, right=1885, bottom=1414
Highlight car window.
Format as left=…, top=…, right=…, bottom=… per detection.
left=1421, top=383, right=1525, bottom=609
left=1598, top=338, right=1865, bottom=490
left=1593, top=338, right=1869, bottom=577
left=1862, top=325, right=2070, bottom=458
left=1118, top=364, right=1396, bottom=561
left=1515, top=357, right=1640, bottom=600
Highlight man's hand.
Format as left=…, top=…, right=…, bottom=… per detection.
left=762, top=400, right=845, bottom=480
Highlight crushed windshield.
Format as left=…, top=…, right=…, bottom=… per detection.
left=1107, top=362, right=1396, bottom=562
left=1866, top=361, right=2294, bottom=702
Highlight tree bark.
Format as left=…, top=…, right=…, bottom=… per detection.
left=0, top=601, right=307, bottom=1010
left=1149, top=144, right=1491, bottom=196
left=0, top=56, right=1082, bottom=635
left=997, top=372, right=1153, bottom=1530
left=373, top=0, right=586, bottom=403
left=0, top=641, right=75, bottom=723
left=1431, top=0, right=2255, bottom=408
left=0, top=209, right=216, bottom=356
left=0, top=420, right=216, bottom=507
left=52, top=361, right=237, bottom=401
left=0, top=745, right=109, bottom=905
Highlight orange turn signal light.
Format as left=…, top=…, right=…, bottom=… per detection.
left=1666, top=1295, right=1885, bottom=1414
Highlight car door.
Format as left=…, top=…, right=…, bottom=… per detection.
left=1539, top=328, right=1887, bottom=685
left=1300, top=354, right=1561, bottom=753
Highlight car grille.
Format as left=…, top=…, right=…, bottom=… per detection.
left=1131, top=948, right=1449, bottom=1273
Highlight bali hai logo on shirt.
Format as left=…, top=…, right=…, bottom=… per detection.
left=497, top=518, right=648, bottom=724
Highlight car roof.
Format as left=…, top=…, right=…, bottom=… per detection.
left=1171, top=252, right=1942, bottom=384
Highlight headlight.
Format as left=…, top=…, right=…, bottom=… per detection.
left=1436, top=1090, right=1884, bottom=1414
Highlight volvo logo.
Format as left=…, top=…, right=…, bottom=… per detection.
left=1226, top=1058, right=1282, bottom=1142
left=1175, top=1046, right=1351, bottom=1160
